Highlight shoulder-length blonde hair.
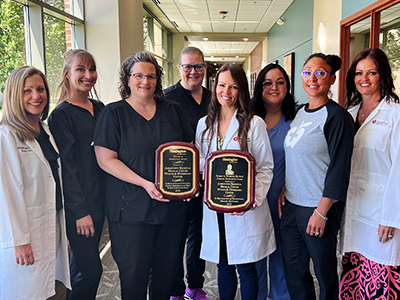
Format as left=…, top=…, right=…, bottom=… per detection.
left=1, top=66, right=50, bottom=141
left=56, top=49, right=99, bottom=104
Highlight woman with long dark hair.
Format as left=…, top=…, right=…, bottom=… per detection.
left=340, top=48, right=400, bottom=299
left=196, top=63, right=275, bottom=300
left=252, top=63, right=295, bottom=300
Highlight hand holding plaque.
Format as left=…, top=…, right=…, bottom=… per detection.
left=204, top=150, right=255, bottom=213
left=155, top=142, right=199, bottom=200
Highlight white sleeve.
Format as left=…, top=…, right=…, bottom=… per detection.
left=250, top=117, right=274, bottom=206
left=0, top=129, right=31, bottom=249
left=380, top=111, right=400, bottom=227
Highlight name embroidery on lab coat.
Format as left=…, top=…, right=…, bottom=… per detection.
left=18, top=146, right=33, bottom=153
left=371, top=119, right=389, bottom=126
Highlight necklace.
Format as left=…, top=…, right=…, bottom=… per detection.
left=361, top=113, right=366, bottom=118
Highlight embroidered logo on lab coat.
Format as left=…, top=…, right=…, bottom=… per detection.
left=371, top=119, right=389, bottom=126
left=233, top=137, right=238, bottom=141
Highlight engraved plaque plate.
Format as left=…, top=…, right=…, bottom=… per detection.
left=204, top=150, right=255, bottom=213
left=156, top=142, right=199, bottom=200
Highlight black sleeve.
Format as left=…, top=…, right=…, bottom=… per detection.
left=323, top=101, right=354, bottom=202
left=48, top=108, right=89, bottom=219
left=92, top=104, right=121, bottom=152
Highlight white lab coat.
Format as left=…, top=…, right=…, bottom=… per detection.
left=0, top=123, right=70, bottom=300
left=196, top=111, right=276, bottom=264
left=341, top=98, right=400, bottom=266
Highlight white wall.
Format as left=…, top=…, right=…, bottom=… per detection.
left=312, top=0, right=342, bottom=101
left=85, top=0, right=144, bottom=104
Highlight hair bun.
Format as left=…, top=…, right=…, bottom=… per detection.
left=327, top=55, right=342, bottom=73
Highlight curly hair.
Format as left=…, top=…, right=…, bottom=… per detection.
left=201, top=63, right=253, bottom=153
left=251, top=63, right=296, bottom=121
left=118, top=51, right=164, bottom=101
left=304, top=53, right=342, bottom=74
left=345, top=48, right=399, bottom=109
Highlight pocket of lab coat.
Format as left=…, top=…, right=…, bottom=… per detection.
left=355, top=126, right=391, bottom=152
left=355, top=179, right=384, bottom=223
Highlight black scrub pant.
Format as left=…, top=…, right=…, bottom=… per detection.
left=170, top=188, right=206, bottom=296
left=109, top=216, right=185, bottom=300
left=65, top=209, right=104, bottom=300
left=279, top=200, right=344, bottom=300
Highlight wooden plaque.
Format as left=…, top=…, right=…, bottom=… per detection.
left=204, top=150, right=255, bottom=213
left=155, top=142, right=199, bottom=200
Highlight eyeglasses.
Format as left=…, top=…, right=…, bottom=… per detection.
left=301, top=70, right=330, bottom=79
left=180, top=64, right=205, bottom=72
left=262, top=81, right=286, bottom=88
left=130, top=73, right=158, bottom=82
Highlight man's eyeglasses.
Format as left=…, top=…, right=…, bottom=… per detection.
left=130, top=73, right=158, bottom=82
left=262, top=81, right=286, bottom=88
left=301, top=70, right=329, bottom=79
left=180, top=64, right=205, bottom=72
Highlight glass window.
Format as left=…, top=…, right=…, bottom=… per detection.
left=380, top=2, right=400, bottom=93
left=44, top=14, right=68, bottom=102
left=143, top=15, right=149, bottom=51
left=42, top=0, right=65, bottom=13
left=0, top=0, right=26, bottom=95
left=349, top=16, right=371, bottom=63
left=154, top=21, right=163, bottom=58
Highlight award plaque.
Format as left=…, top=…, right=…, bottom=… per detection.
left=204, top=150, right=255, bottom=213
left=155, top=142, right=199, bottom=200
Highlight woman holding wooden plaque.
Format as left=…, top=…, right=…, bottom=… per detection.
left=195, top=63, right=275, bottom=300
left=93, top=51, right=193, bottom=300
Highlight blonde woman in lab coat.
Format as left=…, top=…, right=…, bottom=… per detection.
left=196, top=63, right=275, bottom=300
left=0, top=66, right=70, bottom=299
left=340, top=48, right=400, bottom=299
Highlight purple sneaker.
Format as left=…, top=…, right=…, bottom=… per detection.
left=184, top=287, right=209, bottom=300
left=170, top=296, right=185, bottom=300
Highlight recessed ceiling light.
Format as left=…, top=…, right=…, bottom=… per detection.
left=214, top=63, right=217, bottom=65
left=235, top=56, right=239, bottom=58
left=211, top=55, right=214, bottom=58
left=243, top=38, right=249, bottom=41
left=203, top=37, right=209, bottom=41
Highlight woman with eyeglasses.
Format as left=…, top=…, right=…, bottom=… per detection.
left=93, top=51, right=193, bottom=300
left=340, top=48, right=400, bottom=300
left=196, top=63, right=275, bottom=300
left=279, top=53, right=354, bottom=300
left=251, top=63, right=296, bottom=300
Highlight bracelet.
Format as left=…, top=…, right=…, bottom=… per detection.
left=314, top=209, right=328, bottom=221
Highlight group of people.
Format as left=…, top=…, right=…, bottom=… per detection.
left=0, top=45, right=399, bottom=300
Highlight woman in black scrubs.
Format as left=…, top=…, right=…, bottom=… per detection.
left=48, top=49, right=105, bottom=299
left=93, top=51, right=193, bottom=300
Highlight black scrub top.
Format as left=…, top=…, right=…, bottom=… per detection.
left=93, top=99, right=193, bottom=225
left=48, top=99, right=105, bottom=222
left=36, top=123, right=63, bottom=211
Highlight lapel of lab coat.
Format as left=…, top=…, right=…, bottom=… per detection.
left=220, top=109, right=239, bottom=150
left=350, top=96, right=392, bottom=132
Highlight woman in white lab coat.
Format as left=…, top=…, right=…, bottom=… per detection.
left=0, top=66, right=70, bottom=299
left=196, top=63, right=275, bottom=300
left=340, top=48, right=400, bottom=299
